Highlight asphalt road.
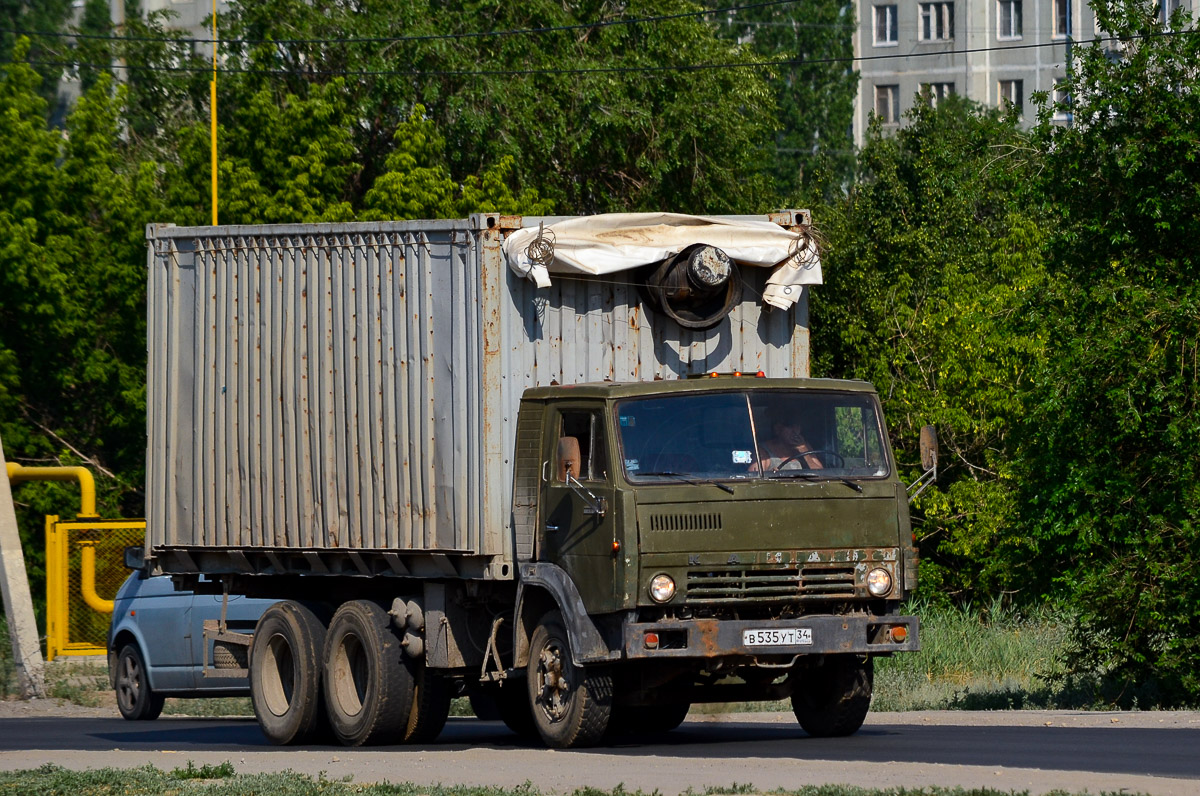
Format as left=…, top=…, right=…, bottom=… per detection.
left=1, top=711, right=1198, bottom=795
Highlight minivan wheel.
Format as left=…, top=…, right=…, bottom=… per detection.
left=115, top=643, right=165, bottom=720
left=249, top=601, right=328, bottom=745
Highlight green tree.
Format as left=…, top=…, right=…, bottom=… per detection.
left=812, top=97, right=1047, bottom=602
left=0, top=0, right=71, bottom=109
left=1021, top=0, right=1200, bottom=704
left=708, top=0, right=859, bottom=196
left=0, top=46, right=161, bottom=607
left=218, top=0, right=778, bottom=214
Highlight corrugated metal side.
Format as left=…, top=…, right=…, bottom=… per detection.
left=147, top=216, right=810, bottom=570
left=146, top=222, right=493, bottom=558
left=484, top=216, right=811, bottom=549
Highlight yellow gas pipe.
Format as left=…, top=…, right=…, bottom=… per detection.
left=5, top=463, right=99, bottom=518
left=7, top=463, right=112, bottom=614
left=77, top=542, right=114, bottom=613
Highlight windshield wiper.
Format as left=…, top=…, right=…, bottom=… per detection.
left=638, top=471, right=736, bottom=494
left=767, top=471, right=864, bottom=493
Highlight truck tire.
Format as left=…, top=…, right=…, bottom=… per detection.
left=467, top=689, right=502, bottom=720
left=115, top=643, right=165, bottom=721
left=323, top=600, right=414, bottom=746
left=403, top=661, right=451, bottom=743
left=609, top=702, right=690, bottom=736
left=527, top=609, right=612, bottom=748
left=791, top=655, right=873, bottom=737
left=496, top=681, right=538, bottom=739
left=249, top=601, right=328, bottom=745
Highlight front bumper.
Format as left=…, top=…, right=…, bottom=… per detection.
left=623, top=613, right=919, bottom=659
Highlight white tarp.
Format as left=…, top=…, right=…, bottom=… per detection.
left=502, top=213, right=822, bottom=311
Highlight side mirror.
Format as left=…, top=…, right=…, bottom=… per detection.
left=908, top=425, right=939, bottom=502
left=919, top=425, right=938, bottom=471
left=557, top=436, right=581, bottom=481
left=123, top=545, right=146, bottom=571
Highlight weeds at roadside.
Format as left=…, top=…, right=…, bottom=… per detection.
left=171, top=760, right=236, bottom=779
left=0, top=766, right=1152, bottom=795
left=0, top=614, right=17, bottom=699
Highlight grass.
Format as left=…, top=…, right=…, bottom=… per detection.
left=698, top=600, right=1084, bottom=714
left=0, top=766, right=1152, bottom=796
left=0, top=614, right=16, bottom=699
left=871, top=599, right=1078, bottom=711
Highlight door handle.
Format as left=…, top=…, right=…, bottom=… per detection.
left=545, top=524, right=560, bottom=532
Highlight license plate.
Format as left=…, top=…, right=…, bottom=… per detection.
left=742, top=627, right=812, bottom=647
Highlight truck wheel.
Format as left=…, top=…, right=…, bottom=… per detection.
left=467, top=689, right=501, bottom=721
left=610, top=702, right=690, bottom=736
left=323, top=600, right=414, bottom=746
left=496, top=681, right=538, bottom=739
left=791, top=655, right=873, bottom=737
left=403, top=661, right=451, bottom=743
left=249, top=601, right=328, bottom=745
left=115, top=643, right=165, bottom=720
left=527, top=609, right=612, bottom=748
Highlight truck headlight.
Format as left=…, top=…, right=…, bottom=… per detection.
left=866, top=567, right=893, bottom=597
left=649, top=574, right=676, bottom=603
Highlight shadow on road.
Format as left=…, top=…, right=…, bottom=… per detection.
left=6, top=715, right=1198, bottom=781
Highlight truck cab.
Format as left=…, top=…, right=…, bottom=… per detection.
left=508, top=375, right=921, bottom=745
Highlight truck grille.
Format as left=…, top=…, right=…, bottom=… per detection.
left=685, top=564, right=858, bottom=604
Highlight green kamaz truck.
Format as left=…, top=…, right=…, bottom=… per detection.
left=138, top=212, right=933, bottom=749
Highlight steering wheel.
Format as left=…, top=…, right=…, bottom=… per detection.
left=773, top=449, right=844, bottom=471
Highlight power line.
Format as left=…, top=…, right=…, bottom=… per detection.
left=0, top=0, right=858, bottom=49
left=25, top=30, right=1194, bottom=80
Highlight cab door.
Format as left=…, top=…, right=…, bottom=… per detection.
left=539, top=405, right=623, bottom=614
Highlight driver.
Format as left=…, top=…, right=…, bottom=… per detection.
left=751, top=417, right=825, bottom=472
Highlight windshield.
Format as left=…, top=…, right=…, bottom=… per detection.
left=615, top=390, right=890, bottom=483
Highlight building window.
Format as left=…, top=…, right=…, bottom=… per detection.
left=919, top=2, right=954, bottom=40
left=874, top=5, right=899, bottom=45
left=875, top=85, right=900, bottom=123
left=1052, top=80, right=1071, bottom=119
left=1053, top=0, right=1069, bottom=37
left=921, top=83, right=955, bottom=107
left=998, top=79, right=1023, bottom=111
left=997, top=0, right=1022, bottom=37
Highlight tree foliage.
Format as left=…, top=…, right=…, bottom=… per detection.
left=217, top=0, right=777, bottom=214
left=708, top=0, right=859, bottom=195
left=812, top=97, right=1048, bottom=602
left=1019, top=0, right=1200, bottom=704
left=0, top=45, right=162, bottom=597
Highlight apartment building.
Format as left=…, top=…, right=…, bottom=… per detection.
left=853, top=0, right=1100, bottom=145
left=111, top=0, right=228, bottom=34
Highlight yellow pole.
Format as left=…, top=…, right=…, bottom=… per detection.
left=210, top=0, right=218, bottom=226
left=44, top=516, right=61, bottom=661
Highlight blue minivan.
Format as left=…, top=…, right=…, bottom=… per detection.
left=107, top=549, right=274, bottom=720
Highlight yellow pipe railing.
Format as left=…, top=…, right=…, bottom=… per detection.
left=77, top=541, right=115, bottom=613
left=6, top=463, right=98, bottom=518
